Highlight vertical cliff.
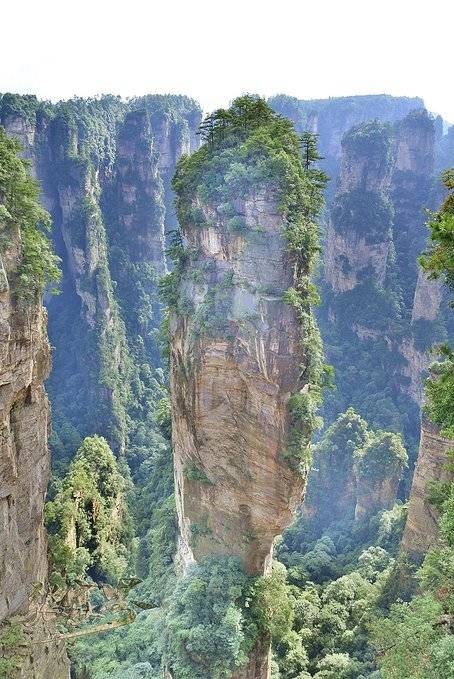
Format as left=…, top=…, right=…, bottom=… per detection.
left=324, top=120, right=394, bottom=293
left=269, top=94, right=424, bottom=199
left=318, top=110, right=444, bottom=459
left=166, top=97, right=326, bottom=678
left=401, top=416, right=454, bottom=559
left=0, top=128, right=68, bottom=677
left=0, top=93, right=202, bottom=471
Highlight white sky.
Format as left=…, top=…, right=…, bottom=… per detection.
left=2, top=0, right=453, bottom=121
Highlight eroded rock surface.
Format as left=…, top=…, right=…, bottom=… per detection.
left=171, top=191, right=307, bottom=576
left=0, top=240, right=68, bottom=675
left=1, top=96, right=201, bottom=455
left=402, top=417, right=454, bottom=559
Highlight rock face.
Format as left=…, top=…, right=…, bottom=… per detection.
left=0, top=94, right=202, bottom=459
left=401, top=417, right=454, bottom=559
left=0, top=230, right=68, bottom=674
left=316, top=109, right=446, bottom=458
left=171, top=190, right=307, bottom=576
left=392, top=110, right=436, bottom=311
left=411, top=269, right=444, bottom=323
left=324, top=120, right=394, bottom=293
left=354, top=470, right=401, bottom=522
left=169, top=101, right=324, bottom=678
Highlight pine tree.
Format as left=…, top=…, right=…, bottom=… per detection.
left=300, top=131, right=324, bottom=169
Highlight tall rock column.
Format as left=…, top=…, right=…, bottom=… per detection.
left=401, top=416, right=454, bottom=559
left=324, top=120, right=394, bottom=294
left=0, top=129, right=69, bottom=677
left=166, top=98, right=325, bottom=678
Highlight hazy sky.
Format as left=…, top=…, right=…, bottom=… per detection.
left=3, top=0, right=453, bottom=121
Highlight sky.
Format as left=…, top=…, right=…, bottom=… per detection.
left=3, top=0, right=453, bottom=122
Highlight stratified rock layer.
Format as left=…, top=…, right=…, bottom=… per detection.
left=402, top=417, right=454, bottom=559
left=171, top=191, right=306, bottom=576
left=0, top=241, right=68, bottom=675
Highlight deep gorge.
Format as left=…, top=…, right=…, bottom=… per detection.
left=0, top=90, right=453, bottom=679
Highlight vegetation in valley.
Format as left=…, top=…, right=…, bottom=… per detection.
left=45, top=435, right=133, bottom=587
left=2, top=89, right=452, bottom=679
left=267, top=408, right=411, bottom=679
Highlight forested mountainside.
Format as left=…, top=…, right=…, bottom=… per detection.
left=0, top=93, right=201, bottom=471
left=269, top=94, right=427, bottom=199
left=273, top=97, right=453, bottom=467
left=0, top=128, right=68, bottom=677
left=0, top=90, right=452, bottom=679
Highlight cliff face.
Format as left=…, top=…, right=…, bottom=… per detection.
left=168, top=99, right=324, bottom=679
left=171, top=190, right=306, bottom=576
left=0, top=94, right=202, bottom=466
left=269, top=94, right=424, bottom=199
left=354, top=467, right=402, bottom=522
left=0, top=185, right=68, bottom=674
left=324, top=121, right=394, bottom=292
left=317, top=109, right=445, bottom=458
left=401, top=417, right=454, bottom=559
left=392, top=110, right=436, bottom=310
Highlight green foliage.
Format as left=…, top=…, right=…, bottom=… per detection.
left=283, top=390, right=323, bottom=470
left=172, top=93, right=325, bottom=284
left=419, top=171, right=454, bottom=438
left=272, top=406, right=417, bottom=677
left=424, top=344, right=454, bottom=437
left=0, top=126, right=60, bottom=302
left=300, top=131, right=325, bottom=170
left=0, top=93, right=52, bottom=122
left=371, top=595, right=445, bottom=679
left=332, top=189, right=394, bottom=245
left=271, top=548, right=393, bottom=679
left=419, top=169, right=454, bottom=296
left=183, top=461, right=212, bottom=484
left=46, top=436, right=133, bottom=586
left=355, top=431, right=408, bottom=483
left=164, top=557, right=259, bottom=679
left=69, top=609, right=165, bottom=678
left=250, top=563, right=294, bottom=644
left=342, top=120, right=393, bottom=161
left=0, top=622, right=25, bottom=679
